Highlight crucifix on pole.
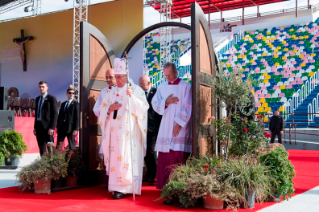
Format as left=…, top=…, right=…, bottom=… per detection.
left=13, top=29, right=34, bottom=72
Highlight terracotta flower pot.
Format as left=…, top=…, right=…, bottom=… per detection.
left=33, top=179, right=51, bottom=194
left=203, top=195, right=224, bottom=210
left=66, top=176, right=78, bottom=187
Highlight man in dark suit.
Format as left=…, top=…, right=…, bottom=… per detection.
left=33, top=81, right=58, bottom=156
left=139, top=75, right=162, bottom=184
left=56, top=88, right=79, bottom=150
left=269, top=109, right=284, bottom=144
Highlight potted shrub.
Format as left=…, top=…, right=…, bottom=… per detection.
left=184, top=172, right=240, bottom=210
left=65, top=148, right=84, bottom=187
left=0, top=130, right=28, bottom=166
left=17, top=144, right=69, bottom=194
left=217, top=156, right=272, bottom=209
left=50, top=144, right=70, bottom=189
left=158, top=181, right=195, bottom=208
left=158, top=155, right=240, bottom=210
left=259, top=143, right=295, bottom=202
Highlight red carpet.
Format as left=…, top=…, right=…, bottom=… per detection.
left=0, top=150, right=318, bottom=212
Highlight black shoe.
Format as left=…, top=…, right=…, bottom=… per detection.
left=113, top=191, right=125, bottom=199
left=142, top=177, right=148, bottom=182
left=147, top=178, right=155, bottom=184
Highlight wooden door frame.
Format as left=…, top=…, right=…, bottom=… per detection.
left=191, top=2, right=218, bottom=157
left=80, top=21, right=115, bottom=174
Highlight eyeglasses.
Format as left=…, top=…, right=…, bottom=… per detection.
left=68, top=92, right=75, bottom=94
left=115, top=75, right=127, bottom=79
left=139, top=83, right=149, bottom=86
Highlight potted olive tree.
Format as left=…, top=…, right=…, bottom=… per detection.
left=0, top=130, right=28, bottom=166
left=259, top=143, right=295, bottom=202
left=208, top=66, right=255, bottom=159
left=17, top=144, right=69, bottom=194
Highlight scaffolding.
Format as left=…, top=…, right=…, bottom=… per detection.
left=72, top=0, right=88, bottom=101
left=0, top=0, right=40, bottom=15
left=146, top=0, right=172, bottom=82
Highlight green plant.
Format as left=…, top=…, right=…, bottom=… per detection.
left=157, top=181, right=195, bottom=208
left=169, top=155, right=220, bottom=182
left=66, top=148, right=84, bottom=177
left=184, top=173, right=240, bottom=211
left=164, top=155, right=240, bottom=210
left=0, top=130, right=28, bottom=161
left=259, top=144, right=295, bottom=200
left=207, top=66, right=255, bottom=158
left=228, top=114, right=269, bottom=156
left=16, top=144, right=70, bottom=192
left=0, top=151, right=4, bottom=164
left=216, top=155, right=273, bottom=207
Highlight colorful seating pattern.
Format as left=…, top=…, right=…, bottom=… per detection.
left=144, top=32, right=191, bottom=85
left=220, top=18, right=319, bottom=114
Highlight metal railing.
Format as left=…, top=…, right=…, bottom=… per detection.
left=208, top=4, right=316, bottom=25
left=217, top=31, right=244, bottom=58
left=282, top=71, right=319, bottom=121
left=308, top=93, right=319, bottom=122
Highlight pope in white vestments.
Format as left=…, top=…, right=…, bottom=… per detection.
left=152, top=62, right=192, bottom=189
left=98, top=58, right=149, bottom=199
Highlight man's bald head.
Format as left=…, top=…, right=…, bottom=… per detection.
left=139, top=75, right=151, bottom=91
left=105, top=68, right=116, bottom=86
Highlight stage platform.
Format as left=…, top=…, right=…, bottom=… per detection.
left=15, top=117, right=77, bottom=153
left=0, top=150, right=318, bottom=212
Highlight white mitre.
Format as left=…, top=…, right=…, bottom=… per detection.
left=114, top=58, right=127, bottom=74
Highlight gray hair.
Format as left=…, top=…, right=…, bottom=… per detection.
left=163, top=62, right=177, bottom=73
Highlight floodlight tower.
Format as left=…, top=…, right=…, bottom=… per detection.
left=72, top=0, right=88, bottom=100
left=146, top=0, right=172, bottom=83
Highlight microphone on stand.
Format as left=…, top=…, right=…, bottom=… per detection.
left=113, top=101, right=119, bottom=119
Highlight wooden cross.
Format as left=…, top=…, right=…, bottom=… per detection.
left=13, top=29, right=33, bottom=72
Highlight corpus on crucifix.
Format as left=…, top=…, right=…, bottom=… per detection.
left=13, top=29, right=33, bottom=72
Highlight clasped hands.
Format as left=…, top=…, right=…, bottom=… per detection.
left=108, top=88, right=132, bottom=112
left=165, top=94, right=182, bottom=137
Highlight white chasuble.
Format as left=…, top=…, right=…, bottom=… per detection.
left=151, top=79, right=192, bottom=153
left=98, top=81, right=149, bottom=195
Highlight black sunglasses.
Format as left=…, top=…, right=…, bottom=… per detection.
left=68, top=92, right=75, bottom=94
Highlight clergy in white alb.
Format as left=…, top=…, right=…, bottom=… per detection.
left=98, top=58, right=149, bottom=199
left=151, top=62, right=192, bottom=189
left=93, top=68, right=117, bottom=118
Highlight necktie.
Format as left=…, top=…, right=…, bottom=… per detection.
left=145, top=91, right=148, bottom=97
left=64, top=101, right=69, bottom=111
left=37, top=96, right=42, bottom=118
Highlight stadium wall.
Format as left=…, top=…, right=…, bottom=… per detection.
left=0, top=0, right=143, bottom=102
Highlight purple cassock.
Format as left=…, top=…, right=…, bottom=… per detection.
left=151, top=77, right=192, bottom=189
